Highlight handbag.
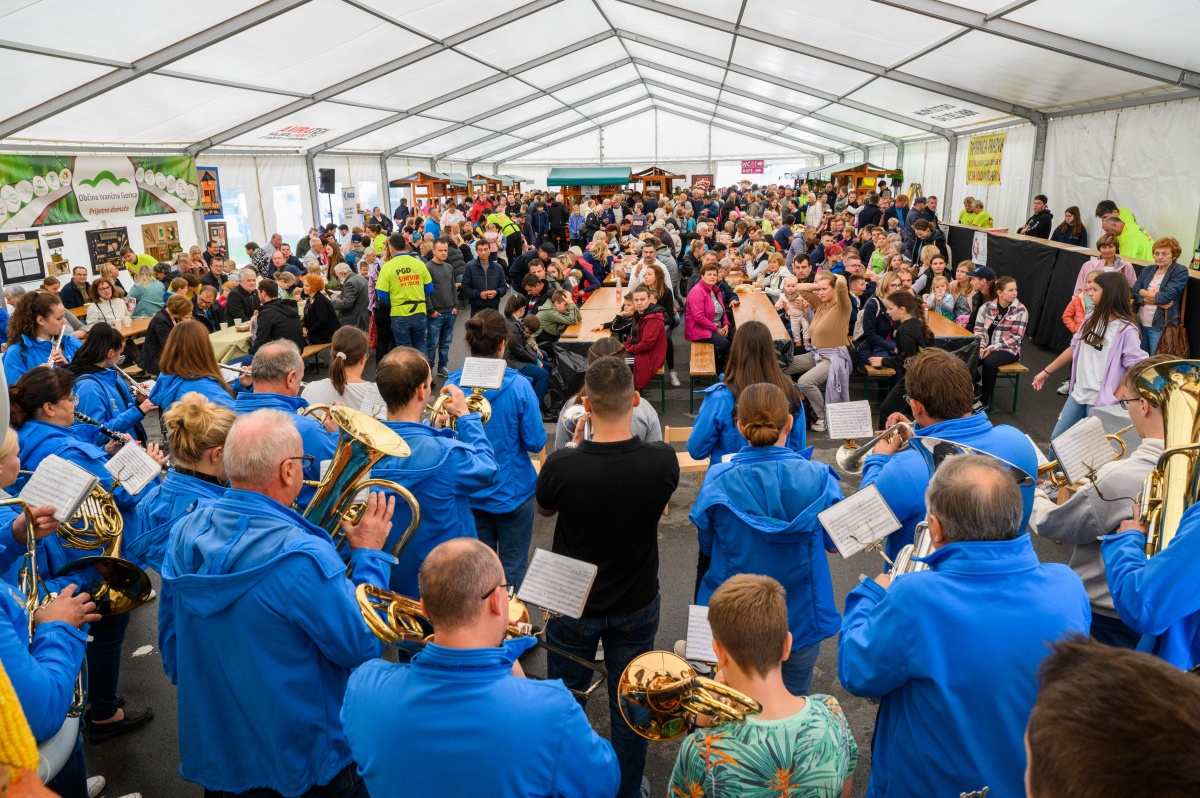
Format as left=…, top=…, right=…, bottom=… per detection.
left=1155, top=278, right=1190, bottom=357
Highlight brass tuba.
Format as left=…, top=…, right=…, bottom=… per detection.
left=1134, top=359, right=1200, bottom=556
left=300, top=405, right=422, bottom=561
left=618, top=651, right=762, bottom=741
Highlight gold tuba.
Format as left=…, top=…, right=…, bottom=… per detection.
left=300, top=405, right=422, bottom=561
left=425, top=388, right=491, bottom=430
left=618, top=651, right=762, bottom=741
left=1134, top=359, right=1200, bottom=556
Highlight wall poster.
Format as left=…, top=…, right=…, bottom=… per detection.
left=86, top=226, right=130, bottom=269
left=0, top=229, right=46, bottom=284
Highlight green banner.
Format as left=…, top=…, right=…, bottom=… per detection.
left=0, top=154, right=199, bottom=230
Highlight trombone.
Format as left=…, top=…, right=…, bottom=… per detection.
left=835, top=421, right=914, bottom=475
left=1036, top=425, right=1133, bottom=489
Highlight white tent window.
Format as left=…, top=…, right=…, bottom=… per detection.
left=273, top=185, right=308, bottom=242
left=221, top=187, right=253, bottom=264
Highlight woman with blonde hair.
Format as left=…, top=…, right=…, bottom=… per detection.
left=301, top=326, right=374, bottom=408
left=745, top=239, right=772, bottom=280
left=299, top=273, right=337, bottom=345
left=129, top=264, right=166, bottom=318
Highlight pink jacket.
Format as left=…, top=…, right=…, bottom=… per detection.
left=1073, top=256, right=1135, bottom=295
left=685, top=281, right=730, bottom=341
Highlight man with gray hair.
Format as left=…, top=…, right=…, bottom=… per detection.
left=225, top=267, right=261, bottom=324
left=331, top=260, right=369, bottom=330
left=839, top=454, right=1089, bottom=798
left=160, top=409, right=396, bottom=798
left=233, top=340, right=337, bottom=505
left=342, top=538, right=619, bottom=797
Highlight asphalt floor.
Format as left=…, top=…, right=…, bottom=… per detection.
left=85, top=310, right=1076, bottom=798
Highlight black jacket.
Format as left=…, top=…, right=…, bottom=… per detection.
left=141, top=309, right=178, bottom=374
left=303, top=291, right=338, bottom=345
left=192, top=302, right=225, bottom=333
left=253, top=298, right=304, bottom=353
left=504, top=314, right=540, bottom=368
left=200, top=270, right=223, bottom=293
left=60, top=281, right=88, bottom=310
left=880, top=317, right=931, bottom=372
left=461, top=256, right=508, bottom=312
left=1021, top=208, right=1054, bottom=239
left=907, top=226, right=949, bottom=263
left=225, top=284, right=260, bottom=324
left=547, top=201, right=569, bottom=230
left=445, top=244, right=466, bottom=283
left=856, top=204, right=883, bottom=229
left=507, top=249, right=540, bottom=287
left=581, top=212, right=602, bottom=244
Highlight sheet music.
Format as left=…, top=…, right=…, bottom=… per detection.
left=1051, top=416, right=1117, bottom=487
left=459, top=357, right=506, bottom=390
left=516, top=549, right=598, bottom=618
left=20, top=455, right=99, bottom=523
left=358, top=382, right=387, bottom=420
left=818, top=485, right=902, bottom=559
left=685, top=605, right=717, bottom=663
left=1025, top=434, right=1050, bottom=468
left=826, top=400, right=875, bottom=440
left=104, top=443, right=161, bottom=495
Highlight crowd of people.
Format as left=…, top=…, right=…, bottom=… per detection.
left=0, top=177, right=1197, bottom=798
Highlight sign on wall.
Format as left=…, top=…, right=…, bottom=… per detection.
left=0, top=155, right=199, bottom=231
left=741, top=159, right=764, bottom=174
left=0, top=229, right=46, bottom=283
left=965, top=132, right=1006, bottom=185
left=691, top=174, right=713, bottom=188
left=197, top=165, right=222, bottom=219
left=342, top=188, right=362, bottom=227
left=261, top=126, right=331, bottom=141
left=85, top=226, right=129, bottom=269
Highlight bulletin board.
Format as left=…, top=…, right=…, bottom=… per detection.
left=86, top=226, right=130, bottom=269
left=0, top=229, right=46, bottom=284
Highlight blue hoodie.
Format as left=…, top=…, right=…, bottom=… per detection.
left=148, top=373, right=237, bottom=411
left=73, top=367, right=146, bottom=444
left=3, top=334, right=82, bottom=385
left=233, top=391, right=336, bottom=506
left=688, top=382, right=809, bottom=465
left=1103, top=503, right=1200, bottom=670
left=691, top=446, right=843, bottom=649
left=129, top=469, right=227, bottom=572
left=839, top=536, right=1088, bottom=798
left=445, top=366, right=546, bottom=515
left=373, top=416, right=498, bottom=596
left=860, top=412, right=1038, bottom=562
left=342, top=637, right=619, bottom=798
left=159, top=488, right=393, bottom=796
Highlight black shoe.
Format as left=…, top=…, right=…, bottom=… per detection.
left=541, top=409, right=557, bottom=424
left=89, top=707, right=154, bottom=743
left=437, top=366, right=449, bottom=378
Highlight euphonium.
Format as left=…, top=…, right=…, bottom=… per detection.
left=425, top=388, right=492, bottom=430
left=561, top=402, right=591, bottom=441
left=835, top=422, right=914, bottom=475
left=1133, top=359, right=1200, bottom=556
left=618, top=651, right=762, bottom=741
left=889, top=522, right=935, bottom=576
left=300, top=405, right=422, bottom=560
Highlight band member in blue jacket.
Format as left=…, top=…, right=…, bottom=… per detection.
left=146, top=319, right=238, bottom=411
left=159, top=409, right=396, bottom=798
left=839, top=455, right=1089, bottom=798
left=373, top=347, right=497, bottom=596
left=68, top=323, right=152, bottom=445
left=129, top=393, right=234, bottom=573
left=689, top=322, right=808, bottom=467
left=232, top=340, right=337, bottom=507
left=2, top=291, right=82, bottom=385
left=690, top=383, right=842, bottom=696
left=445, top=310, right=546, bottom=588
left=343, top=538, right=620, bottom=798
left=860, top=347, right=1038, bottom=563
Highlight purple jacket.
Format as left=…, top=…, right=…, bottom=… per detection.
left=1068, top=317, right=1147, bottom=407
left=685, top=280, right=730, bottom=341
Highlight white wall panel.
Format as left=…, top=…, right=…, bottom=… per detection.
left=950, top=123, right=1035, bottom=231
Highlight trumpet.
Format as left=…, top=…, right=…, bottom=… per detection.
left=1036, top=425, right=1133, bottom=489
left=425, top=387, right=492, bottom=430
left=617, top=651, right=762, bottom=741
left=835, top=421, right=913, bottom=475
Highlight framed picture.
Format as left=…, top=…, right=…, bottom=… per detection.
left=86, top=227, right=130, bottom=269
left=207, top=221, right=228, bottom=256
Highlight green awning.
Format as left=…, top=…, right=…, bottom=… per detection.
left=546, top=167, right=631, bottom=187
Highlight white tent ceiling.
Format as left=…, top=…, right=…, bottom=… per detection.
left=1, top=0, right=1197, bottom=166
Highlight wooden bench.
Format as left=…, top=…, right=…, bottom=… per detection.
left=531, top=446, right=547, bottom=474
left=662, top=426, right=710, bottom=516
left=645, top=365, right=667, bottom=412
left=990, top=362, right=1029, bottom=413
left=863, top=365, right=895, bottom=400
left=688, top=342, right=717, bottom=413
left=302, top=342, right=332, bottom=370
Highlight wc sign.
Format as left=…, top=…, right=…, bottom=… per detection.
left=741, top=160, right=764, bottom=174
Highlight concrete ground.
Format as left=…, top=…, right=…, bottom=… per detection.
left=86, top=310, right=1074, bottom=798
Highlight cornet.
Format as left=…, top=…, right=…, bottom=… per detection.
left=835, top=421, right=913, bottom=475
left=425, top=387, right=491, bottom=430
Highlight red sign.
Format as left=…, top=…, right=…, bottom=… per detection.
left=691, top=174, right=713, bottom=188
left=741, top=159, right=764, bottom=174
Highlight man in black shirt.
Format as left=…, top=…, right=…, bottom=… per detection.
left=538, top=356, right=679, bottom=798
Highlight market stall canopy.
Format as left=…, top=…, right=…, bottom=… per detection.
left=389, top=171, right=452, bottom=187
left=804, top=161, right=896, bottom=181
left=546, top=167, right=632, bottom=187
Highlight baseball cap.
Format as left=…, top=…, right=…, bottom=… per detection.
left=966, top=266, right=996, bottom=280
left=568, top=245, right=583, bottom=257
left=914, top=196, right=928, bottom=204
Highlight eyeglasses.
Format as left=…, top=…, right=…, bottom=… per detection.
left=480, top=583, right=514, bottom=600
left=69, top=393, right=80, bottom=405
left=283, top=454, right=315, bottom=470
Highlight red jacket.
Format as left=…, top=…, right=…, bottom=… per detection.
left=625, top=306, right=668, bottom=389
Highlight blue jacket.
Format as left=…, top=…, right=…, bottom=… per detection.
left=0, top=305, right=9, bottom=345
left=687, top=382, right=808, bottom=466
left=373, top=417, right=498, bottom=596
left=1102, top=503, right=1200, bottom=669
left=129, top=469, right=227, bottom=573
left=860, top=411, right=1038, bottom=562
left=159, top=489, right=392, bottom=796
left=3, top=334, right=82, bottom=385
left=149, top=373, right=237, bottom=410
left=691, top=446, right=843, bottom=648
left=0, top=578, right=87, bottom=741
left=233, top=392, right=336, bottom=506
left=73, top=367, right=147, bottom=444
left=1131, top=261, right=1189, bottom=331
left=446, top=367, right=545, bottom=514
left=342, top=637, right=619, bottom=798
left=839, top=536, right=1089, bottom=798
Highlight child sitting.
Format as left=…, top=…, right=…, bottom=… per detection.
left=774, top=275, right=811, bottom=353
left=595, top=292, right=636, bottom=343
left=535, top=289, right=581, bottom=345
left=924, top=275, right=955, bottom=320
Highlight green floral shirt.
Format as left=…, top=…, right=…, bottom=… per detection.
left=669, top=694, right=858, bottom=797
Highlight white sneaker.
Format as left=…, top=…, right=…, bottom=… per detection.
left=668, top=370, right=680, bottom=387
left=146, top=588, right=157, bottom=601
left=595, top=641, right=605, bottom=661
left=1056, top=380, right=1070, bottom=395
left=811, top=419, right=827, bottom=432
left=87, top=776, right=106, bottom=798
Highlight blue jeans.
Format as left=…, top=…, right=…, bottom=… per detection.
left=780, top=642, right=821, bottom=697
left=1050, top=394, right=1092, bottom=443
left=1140, top=325, right=1162, bottom=356
left=472, top=496, right=536, bottom=587
left=545, top=594, right=661, bottom=798
left=425, top=312, right=455, bottom=370
left=519, top=362, right=551, bottom=406
left=47, top=732, right=86, bottom=798
left=86, top=611, right=130, bottom=721
left=390, top=314, right=427, bottom=353
left=1090, top=612, right=1141, bottom=649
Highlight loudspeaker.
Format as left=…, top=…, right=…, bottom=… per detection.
left=318, top=169, right=335, bottom=194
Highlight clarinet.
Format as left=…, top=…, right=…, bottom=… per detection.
left=73, top=411, right=127, bottom=444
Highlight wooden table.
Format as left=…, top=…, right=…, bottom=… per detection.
left=730, top=289, right=788, bottom=340
left=70, top=305, right=88, bottom=319
left=563, top=287, right=624, bottom=344
left=928, top=312, right=973, bottom=339
left=120, top=318, right=151, bottom=339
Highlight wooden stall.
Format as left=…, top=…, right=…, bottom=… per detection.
left=389, top=171, right=452, bottom=204
left=632, top=166, right=684, bottom=199
left=546, top=167, right=631, bottom=205
left=473, top=173, right=505, bottom=195
left=805, top=161, right=898, bottom=193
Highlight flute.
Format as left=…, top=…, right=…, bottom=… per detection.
left=115, top=365, right=151, bottom=398
left=46, top=328, right=64, bottom=369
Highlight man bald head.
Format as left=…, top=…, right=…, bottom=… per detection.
left=223, top=409, right=304, bottom=504
left=419, top=538, right=506, bottom=640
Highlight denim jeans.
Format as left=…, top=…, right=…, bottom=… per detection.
left=546, top=594, right=661, bottom=798
left=472, top=496, right=536, bottom=587
left=1050, top=394, right=1092, bottom=443
left=425, top=312, right=455, bottom=370
left=519, top=362, right=551, bottom=406
left=390, top=313, right=427, bottom=353
left=86, top=611, right=130, bottom=721
left=1140, top=325, right=1162, bottom=356
left=780, top=643, right=821, bottom=697
left=203, top=764, right=367, bottom=798
left=1090, top=612, right=1142, bottom=649
left=47, top=732, right=87, bottom=798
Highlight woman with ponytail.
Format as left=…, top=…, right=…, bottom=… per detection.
left=689, top=382, right=844, bottom=696
left=300, top=326, right=374, bottom=408
left=868, top=290, right=934, bottom=428
left=2, top=291, right=82, bottom=384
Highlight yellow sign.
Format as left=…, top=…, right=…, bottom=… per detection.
left=965, top=132, right=1006, bottom=185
